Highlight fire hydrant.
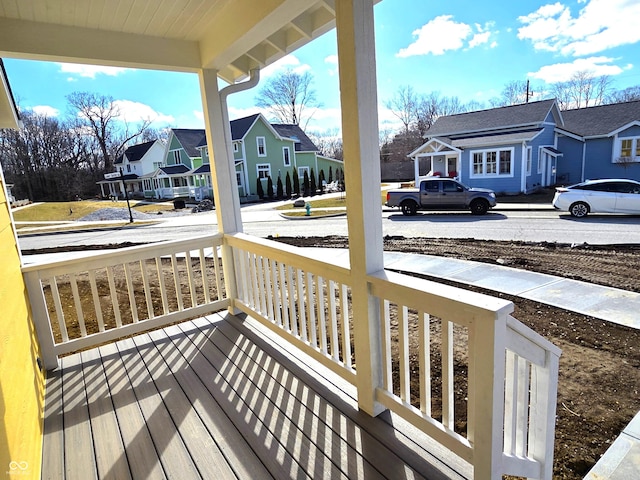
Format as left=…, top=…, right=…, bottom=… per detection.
left=305, top=202, right=311, bottom=216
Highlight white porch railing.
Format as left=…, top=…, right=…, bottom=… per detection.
left=23, top=232, right=560, bottom=480
left=226, top=233, right=561, bottom=480
left=23, top=234, right=226, bottom=369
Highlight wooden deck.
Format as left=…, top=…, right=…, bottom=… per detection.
left=42, top=311, right=472, bottom=480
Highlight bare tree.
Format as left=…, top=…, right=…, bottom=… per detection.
left=308, top=128, right=343, bottom=160
left=550, top=72, right=612, bottom=110
left=255, top=69, right=321, bottom=128
left=490, top=80, right=531, bottom=107
left=386, top=85, right=418, bottom=136
left=67, top=91, right=151, bottom=172
left=607, top=85, right=640, bottom=104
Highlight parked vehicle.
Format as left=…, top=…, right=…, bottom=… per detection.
left=385, top=177, right=497, bottom=215
left=553, top=179, right=640, bottom=218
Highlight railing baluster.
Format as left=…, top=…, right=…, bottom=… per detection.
left=399, top=305, right=410, bottom=403
left=313, top=275, right=323, bottom=350
left=341, top=284, right=352, bottom=369
left=286, top=266, right=296, bottom=335
left=329, top=280, right=340, bottom=360
left=504, top=350, right=517, bottom=455
left=340, top=284, right=350, bottom=363
left=381, top=299, right=392, bottom=392
left=171, top=254, right=183, bottom=311
left=124, top=262, right=138, bottom=323
left=271, top=260, right=282, bottom=327
left=49, top=277, right=69, bottom=342
left=106, top=265, right=122, bottom=328
left=256, top=255, right=267, bottom=315
left=263, top=257, right=274, bottom=320
left=442, top=319, right=454, bottom=430
left=326, top=280, right=336, bottom=356
left=140, top=259, right=154, bottom=319
left=330, top=283, right=341, bottom=361
left=296, top=269, right=307, bottom=342
left=305, top=272, right=316, bottom=347
left=185, top=250, right=197, bottom=307
left=88, top=270, right=105, bottom=332
left=419, top=310, right=431, bottom=416
left=155, top=257, right=169, bottom=315
left=69, top=273, right=87, bottom=337
left=199, top=249, right=211, bottom=304
left=279, top=262, right=290, bottom=331
left=516, top=357, right=531, bottom=457
left=316, top=275, right=329, bottom=355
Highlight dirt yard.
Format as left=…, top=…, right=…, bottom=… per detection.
left=28, top=236, right=640, bottom=479
left=272, top=235, right=640, bottom=479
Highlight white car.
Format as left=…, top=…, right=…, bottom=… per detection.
left=553, top=179, right=640, bottom=218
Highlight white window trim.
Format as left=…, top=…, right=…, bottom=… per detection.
left=297, top=166, right=310, bottom=179
left=615, top=136, right=640, bottom=163
left=526, top=146, right=532, bottom=176
left=256, top=163, right=271, bottom=179
left=469, top=147, right=515, bottom=178
left=172, top=150, right=181, bottom=164
left=537, top=147, right=544, bottom=174
left=283, top=146, right=291, bottom=166
left=256, top=136, right=267, bottom=157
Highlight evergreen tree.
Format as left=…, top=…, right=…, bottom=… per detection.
left=293, top=169, right=300, bottom=196
left=285, top=171, right=292, bottom=198
left=276, top=176, right=284, bottom=198
left=328, top=165, right=333, bottom=183
left=319, top=169, right=325, bottom=193
left=303, top=170, right=310, bottom=196
left=267, top=176, right=274, bottom=199
left=310, top=168, right=317, bottom=196
left=256, top=177, right=264, bottom=199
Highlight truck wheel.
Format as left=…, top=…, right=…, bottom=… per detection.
left=401, top=200, right=418, bottom=216
left=470, top=199, right=489, bottom=215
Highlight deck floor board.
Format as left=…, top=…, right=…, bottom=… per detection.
left=43, top=312, right=471, bottom=479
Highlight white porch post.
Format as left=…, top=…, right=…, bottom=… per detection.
left=198, top=69, right=241, bottom=308
left=336, top=0, right=385, bottom=416
left=414, top=155, right=420, bottom=184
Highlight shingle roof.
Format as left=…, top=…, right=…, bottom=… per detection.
left=230, top=113, right=260, bottom=140
left=172, top=129, right=206, bottom=157
left=160, top=165, right=191, bottom=175
left=560, top=100, right=640, bottom=137
left=192, top=164, right=210, bottom=174
left=124, top=140, right=156, bottom=162
left=426, top=99, right=558, bottom=137
left=271, top=123, right=318, bottom=151
left=450, top=129, right=542, bottom=148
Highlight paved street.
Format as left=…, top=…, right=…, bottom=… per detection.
left=17, top=202, right=640, bottom=250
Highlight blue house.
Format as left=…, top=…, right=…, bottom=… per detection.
left=410, top=99, right=640, bottom=194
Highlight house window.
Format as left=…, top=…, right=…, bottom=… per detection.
left=283, top=147, right=291, bottom=166
left=257, top=137, right=266, bottom=157
left=298, top=166, right=310, bottom=179
left=618, top=137, right=640, bottom=162
left=470, top=148, right=514, bottom=178
left=526, top=147, right=532, bottom=176
left=233, top=142, right=239, bottom=153
left=257, top=163, right=271, bottom=179
left=126, top=164, right=131, bottom=173
left=173, top=150, right=181, bottom=164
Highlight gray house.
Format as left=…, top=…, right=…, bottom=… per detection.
left=410, top=99, right=640, bottom=194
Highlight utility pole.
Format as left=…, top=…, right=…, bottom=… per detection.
left=119, top=168, right=134, bottom=223
left=526, top=79, right=534, bottom=103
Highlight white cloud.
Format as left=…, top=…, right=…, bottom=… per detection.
left=397, top=16, right=496, bottom=57
left=260, top=55, right=311, bottom=78
left=517, top=0, right=640, bottom=56
left=528, top=56, right=627, bottom=83
left=58, top=63, right=129, bottom=79
left=193, top=110, right=204, bottom=122
left=30, top=105, right=60, bottom=117
left=325, top=55, right=339, bottom=76
left=111, top=100, right=174, bottom=124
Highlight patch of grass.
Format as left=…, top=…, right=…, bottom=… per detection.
left=281, top=210, right=346, bottom=218
left=13, top=201, right=175, bottom=222
left=275, top=197, right=347, bottom=210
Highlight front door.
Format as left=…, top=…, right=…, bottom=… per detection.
left=540, top=152, right=556, bottom=187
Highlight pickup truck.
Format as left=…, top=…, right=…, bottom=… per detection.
left=385, top=177, right=497, bottom=215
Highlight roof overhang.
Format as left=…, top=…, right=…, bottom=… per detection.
left=409, top=138, right=461, bottom=158
left=608, top=120, right=640, bottom=137
left=450, top=129, right=543, bottom=149
left=555, top=127, right=584, bottom=142
left=0, top=0, right=347, bottom=85
left=0, top=59, right=20, bottom=129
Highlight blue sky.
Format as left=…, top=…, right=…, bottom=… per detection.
left=4, top=0, right=640, bottom=136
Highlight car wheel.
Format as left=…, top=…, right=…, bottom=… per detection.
left=401, top=200, right=418, bottom=216
left=569, top=201, right=589, bottom=218
left=470, top=199, right=489, bottom=215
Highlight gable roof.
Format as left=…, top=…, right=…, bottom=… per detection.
left=160, top=164, right=191, bottom=175
left=171, top=129, right=206, bottom=157
left=426, top=99, right=559, bottom=138
left=560, top=100, right=640, bottom=137
left=230, top=113, right=260, bottom=140
left=271, top=124, right=319, bottom=152
left=124, top=140, right=156, bottom=162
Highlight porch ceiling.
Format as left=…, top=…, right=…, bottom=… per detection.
left=0, top=0, right=339, bottom=122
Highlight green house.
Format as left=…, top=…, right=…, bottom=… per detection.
left=163, top=113, right=344, bottom=202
